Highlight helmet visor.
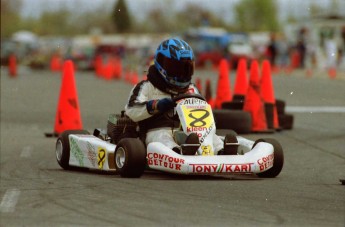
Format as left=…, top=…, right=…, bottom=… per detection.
left=165, top=76, right=191, bottom=88
left=157, top=54, right=194, bottom=83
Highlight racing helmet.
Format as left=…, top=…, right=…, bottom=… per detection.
left=154, top=38, right=195, bottom=89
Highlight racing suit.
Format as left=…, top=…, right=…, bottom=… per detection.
left=125, top=65, right=223, bottom=153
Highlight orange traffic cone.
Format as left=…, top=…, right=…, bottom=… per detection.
left=243, top=60, right=270, bottom=133
left=205, top=78, right=215, bottom=108
left=261, top=60, right=275, bottom=103
left=195, top=77, right=202, bottom=93
left=290, top=51, right=300, bottom=71
left=8, top=54, right=17, bottom=77
left=131, top=71, right=139, bottom=85
left=260, top=60, right=279, bottom=130
left=273, top=106, right=280, bottom=130
left=103, top=58, right=115, bottom=80
left=47, top=60, right=83, bottom=136
left=233, top=58, right=248, bottom=101
left=94, top=55, right=103, bottom=76
left=328, top=67, right=336, bottom=79
left=113, top=57, right=122, bottom=79
left=214, top=59, right=232, bottom=109
left=50, top=54, right=62, bottom=72
left=124, top=68, right=131, bottom=83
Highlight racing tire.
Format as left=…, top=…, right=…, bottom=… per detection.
left=213, top=109, right=252, bottom=134
left=56, top=130, right=90, bottom=170
left=115, top=138, right=146, bottom=178
left=221, top=100, right=244, bottom=110
left=253, top=138, right=284, bottom=178
left=224, top=129, right=238, bottom=136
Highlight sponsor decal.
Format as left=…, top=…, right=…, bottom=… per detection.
left=186, top=126, right=207, bottom=133
left=147, top=152, right=184, bottom=171
left=182, top=98, right=207, bottom=105
left=257, top=154, right=274, bottom=171
left=180, top=50, right=190, bottom=55
left=189, top=109, right=209, bottom=127
left=201, top=145, right=214, bottom=156
left=86, top=142, right=97, bottom=167
left=189, top=163, right=253, bottom=173
left=185, top=105, right=208, bottom=109
left=199, top=125, right=213, bottom=143
left=98, top=148, right=106, bottom=169
left=70, top=137, right=84, bottom=166
left=182, top=107, right=211, bottom=128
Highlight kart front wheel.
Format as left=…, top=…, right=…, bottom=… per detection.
left=115, top=138, right=146, bottom=178
left=253, top=138, right=284, bottom=178
left=56, top=130, right=90, bottom=170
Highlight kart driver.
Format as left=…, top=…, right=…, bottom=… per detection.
left=125, top=38, right=234, bottom=155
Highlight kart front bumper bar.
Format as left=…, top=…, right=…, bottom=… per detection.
left=147, top=142, right=274, bottom=175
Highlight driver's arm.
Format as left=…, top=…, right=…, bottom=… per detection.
left=125, top=81, right=152, bottom=122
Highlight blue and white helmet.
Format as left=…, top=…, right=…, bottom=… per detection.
left=154, top=38, right=195, bottom=89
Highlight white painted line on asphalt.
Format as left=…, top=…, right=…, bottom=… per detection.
left=0, top=189, right=21, bottom=213
left=286, top=106, right=345, bottom=113
left=20, top=146, right=32, bottom=158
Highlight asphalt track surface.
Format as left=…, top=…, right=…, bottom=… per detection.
left=1, top=66, right=344, bottom=227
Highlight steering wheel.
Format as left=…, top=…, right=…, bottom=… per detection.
left=172, top=93, right=206, bottom=103
left=164, top=93, right=206, bottom=120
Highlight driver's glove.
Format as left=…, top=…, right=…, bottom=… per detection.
left=146, top=98, right=174, bottom=114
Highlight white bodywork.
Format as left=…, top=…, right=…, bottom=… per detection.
left=147, top=139, right=273, bottom=175
left=67, top=134, right=274, bottom=175
left=68, top=134, right=116, bottom=171
left=67, top=97, right=275, bottom=175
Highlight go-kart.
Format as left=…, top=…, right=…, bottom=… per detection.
left=55, top=93, right=284, bottom=178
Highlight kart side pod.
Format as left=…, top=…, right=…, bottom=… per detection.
left=56, top=131, right=117, bottom=171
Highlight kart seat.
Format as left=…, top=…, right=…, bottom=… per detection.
left=174, top=131, right=200, bottom=155
left=173, top=131, right=187, bottom=145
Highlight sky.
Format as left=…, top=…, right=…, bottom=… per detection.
left=20, top=0, right=343, bottom=23
left=20, top=0, right=240, bottom=22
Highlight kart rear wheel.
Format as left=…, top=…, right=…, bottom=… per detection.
left=56, top=130, right=90, bottom=170
left=253, top=138, right=284, bottom=178
left=115, top=138, right=146, bottom=178
left=213, top=109, right=252, bottom=134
